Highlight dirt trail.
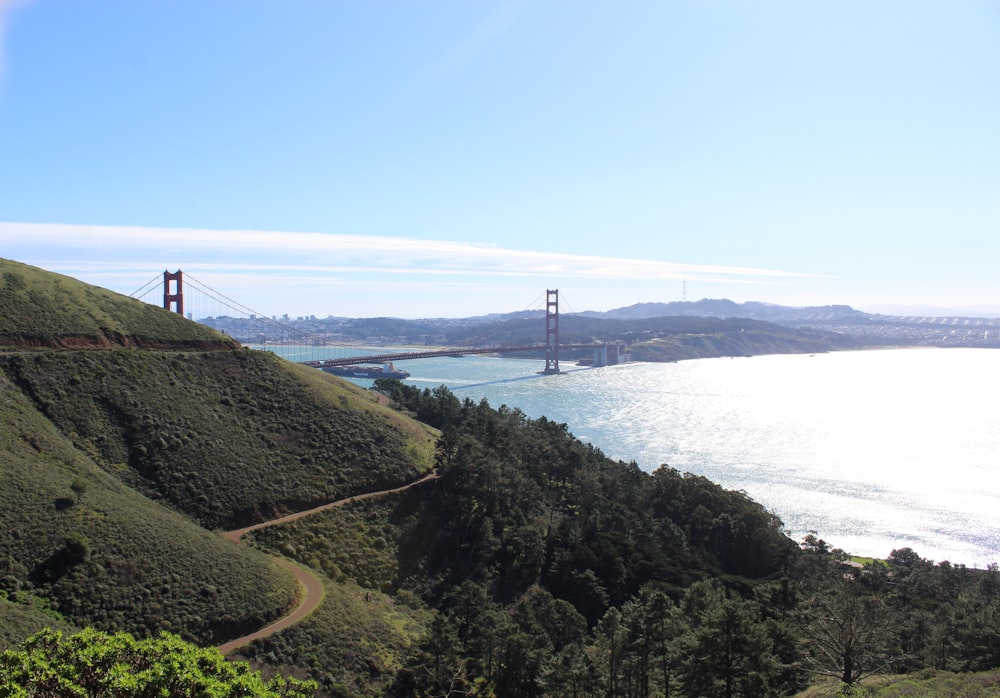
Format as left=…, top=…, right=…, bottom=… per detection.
left=217, top=472, right=438, bottom=655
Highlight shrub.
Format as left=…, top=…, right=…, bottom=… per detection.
left=0, top=627, right=316, bottom=697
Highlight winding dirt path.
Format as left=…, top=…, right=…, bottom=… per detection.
left=217, top=472, right=439, bottom=655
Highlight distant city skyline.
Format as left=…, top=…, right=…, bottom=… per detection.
left=2, top=2, right=998, bottom=318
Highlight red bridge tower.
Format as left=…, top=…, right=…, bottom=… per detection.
left=543, top=289, right=560, bottom=374
left=163, top=270, right=184, bottom=315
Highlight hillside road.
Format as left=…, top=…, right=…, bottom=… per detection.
left=216, top=471, right=439, bottom=655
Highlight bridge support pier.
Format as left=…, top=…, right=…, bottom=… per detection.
left=591, top=345, right=609, bottom=367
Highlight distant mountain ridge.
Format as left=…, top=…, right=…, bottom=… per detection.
left=253, top=297, right=1000, bottom=354
left=447, top=297, right=1000, bottom=330
left=575, top=298, right=1000, bottom=350
left=578, top=298, right=867, bottom=324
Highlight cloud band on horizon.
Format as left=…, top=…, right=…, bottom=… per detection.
left=1, top=222, right=827, bottom=286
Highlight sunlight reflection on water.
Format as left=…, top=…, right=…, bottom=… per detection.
left=306, top=347, right=1000, bottom=566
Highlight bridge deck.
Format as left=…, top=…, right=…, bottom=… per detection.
left=299, top=343, right=606, bottom=368
left=300, top=345, right=542, bottom=368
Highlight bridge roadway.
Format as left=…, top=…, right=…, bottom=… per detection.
left=299, top=343, right=606, bottom=369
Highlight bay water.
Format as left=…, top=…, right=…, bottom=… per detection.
left=293, top=346, right=1000, bottom=567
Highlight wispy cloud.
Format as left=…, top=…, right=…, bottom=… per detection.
left=0, top=222, right=826, bottom=285
left=1, top=221, right=837, bottom=315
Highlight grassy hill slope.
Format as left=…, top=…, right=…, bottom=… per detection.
left=0, top=258, right=234, bottom=349
left=0, top=373, right=298, bottom=645
left=0, top=259, right=437, bottom=658
left=0, top=597, right=78, bottom=651
left=0, top=349, right=435, bottom=530
left=797, top=670, right=1000, bottom=697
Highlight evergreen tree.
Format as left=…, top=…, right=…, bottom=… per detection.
left=677, top=580, right=779, bottom=698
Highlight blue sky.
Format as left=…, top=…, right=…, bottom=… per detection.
left=1, top=1, right=998, bottom=318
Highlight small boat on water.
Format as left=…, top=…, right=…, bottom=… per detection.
left=321, top=361, right=411, bottom=380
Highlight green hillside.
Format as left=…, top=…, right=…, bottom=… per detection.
left=0, top=596, right=78, bottom=650
left=0, top=258, right=232, bottom=349
left=0, top=368, right=298, bottom=645
left=0, top=259, right=436, bottom=658
left=0, top=349, right=435, bottom=530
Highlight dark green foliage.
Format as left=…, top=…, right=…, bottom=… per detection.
left=355, top=385, right=1000, bottom=695
left=935, top=563, right=1000, bottom=674
left=0, top=627, right=316, bottom=697
left=676, top=580, right=781, bottom=698
left=377, top=384, right=796, bottom=614
left=373, top=380, right=463, bottom=431
left=244, top=383, right=806, bottom=694
left=589, top=586, right=682, bottom=698
left=306, top=383, right=799, bottom=695
left=586, top=581, right=795, bottom=698
left=794, top=544, right=1000, bottom=693
left=31, top=534, right=93, bottom=585
left=393, top=584, right=589, bottom=698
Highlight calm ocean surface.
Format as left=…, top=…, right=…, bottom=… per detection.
left=287, top=346, right=1000, bottom=567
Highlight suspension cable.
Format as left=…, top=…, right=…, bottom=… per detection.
left=128, top=275, right=162, bottom=300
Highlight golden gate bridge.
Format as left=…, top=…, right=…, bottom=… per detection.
left=130, top=270, right=627, bottom=375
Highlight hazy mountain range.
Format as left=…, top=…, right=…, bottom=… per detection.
left=473, top=298, right=1000, bottom=327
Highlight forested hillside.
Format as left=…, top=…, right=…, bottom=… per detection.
left=244, top=382, right=1000, bottom=697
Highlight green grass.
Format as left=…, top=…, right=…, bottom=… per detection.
left=236, top=574, right=430, bottom=698
left=0, top=258, right=231, bottom=348
left=249, top=494, right=405, bottom=593
left=286, top=361, right=438, bottom=472
left=797, top=670, right=1000, bottom=697
left=0, top=595, right=78, bottom=651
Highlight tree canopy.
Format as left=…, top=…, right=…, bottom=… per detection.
left=0, top=628, right=316, bottom=697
